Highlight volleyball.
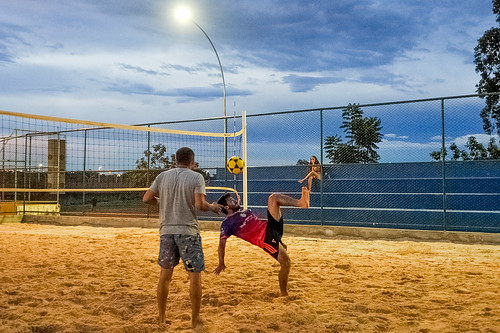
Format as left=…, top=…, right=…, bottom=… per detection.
left=227, top=156, right=245, bottom=174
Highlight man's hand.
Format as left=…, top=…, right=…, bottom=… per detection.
left=213, top=263, right=226, bottom=275
left=211, top=202, right=222, bottom=214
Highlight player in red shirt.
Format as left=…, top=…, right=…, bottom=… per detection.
left=213, top=186, right=310, bottom=296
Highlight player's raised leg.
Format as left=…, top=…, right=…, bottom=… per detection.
left=267, top=186, right=310, bottom=221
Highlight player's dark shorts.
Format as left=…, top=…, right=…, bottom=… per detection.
left=263, top=210, right=284, bottom=259
left=158, top=234, right=205, bottom=272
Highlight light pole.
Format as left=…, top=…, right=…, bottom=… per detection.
left=175, top=7, right=228, bottom=163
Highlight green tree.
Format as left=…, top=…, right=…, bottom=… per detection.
left=133, top=144, right=210, bottom=183
left=325, top=104, right=383, bottom=163
left=474, top=0, right=500, bottom=135
left=488, top=137, right=500, bottom=158
left=136, top=144, right=175, bottom=170
left=122, top=144, right=174, bottom=188
left=430, top=136, right=500, bottom=161
left=429, top=150, right=443, bottom=161
left=466, top=137, right=488, bottom=160
left=296, top=159, right=309, bottom=165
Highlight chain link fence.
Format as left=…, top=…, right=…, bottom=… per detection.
left=211, top=94, right=500, bottom=233
left=2, top=94, right=499, bottom=232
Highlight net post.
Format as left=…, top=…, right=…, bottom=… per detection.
left=242, top=111, right=248, bottom=210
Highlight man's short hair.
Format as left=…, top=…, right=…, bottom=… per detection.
left=217, top=193, right=231, bottom=215
left=176, top=147, right=194, bottom=166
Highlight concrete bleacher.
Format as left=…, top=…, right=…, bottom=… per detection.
left=200, top=160, right=500, bottom=233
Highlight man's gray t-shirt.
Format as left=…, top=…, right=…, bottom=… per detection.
left=149, top=167, right=206, bottom=236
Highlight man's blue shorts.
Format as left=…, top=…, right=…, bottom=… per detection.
left=158, top=234, right=205, bottom=273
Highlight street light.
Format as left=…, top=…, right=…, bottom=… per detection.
left=175, top=6, right=228, bottom=162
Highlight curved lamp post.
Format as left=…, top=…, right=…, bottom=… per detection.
left=175, top=7, right=228, bottom=162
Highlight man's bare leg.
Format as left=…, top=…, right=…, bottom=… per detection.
left=189, top=272, right=202, bottom=328
left=268, top=187, right=309, bottom=296
left=268, top=186, right=310, bottom=221
left=277, top=242, right=291, bottom=296
left=157, top=267, right=174, bottom=324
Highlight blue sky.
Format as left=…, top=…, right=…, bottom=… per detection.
left=1, top=0, right=499, bottom=165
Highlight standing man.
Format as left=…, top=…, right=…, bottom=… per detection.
left=214, top=186, right=310, bottom=296
left=143, top=147, right=221, bottom=328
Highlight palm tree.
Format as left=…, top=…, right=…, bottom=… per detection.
left=325, top=104, right=383, bottom=163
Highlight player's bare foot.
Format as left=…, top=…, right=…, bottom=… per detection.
left=298, top=186, right=310, bottom=208
left=158, top=317, right=171, bottom=325
left=192, top=316, right=204, bottom=329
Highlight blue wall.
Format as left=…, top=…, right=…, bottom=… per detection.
left=201, top=161, right=500, bottom=233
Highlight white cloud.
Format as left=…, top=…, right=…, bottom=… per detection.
left=385, top=133, right=409, bottom=140
left=379, top=139, right=441, bottom=150
left=447, top=133, right=500, bottom=147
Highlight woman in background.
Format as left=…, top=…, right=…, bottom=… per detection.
left=298, top=155, right=321, bottom=190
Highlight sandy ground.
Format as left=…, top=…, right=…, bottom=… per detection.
left=0, top=223, right=499, bottom=333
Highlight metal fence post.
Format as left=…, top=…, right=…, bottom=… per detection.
left=320, top=109, right=324, bottom=226
left=146, top=127, right=151, bottom=218
left=23, top=134, right=27, bottom=214
left=441, top=99, right=447, bottom=231
left=82, top=130, right=87, bottom=215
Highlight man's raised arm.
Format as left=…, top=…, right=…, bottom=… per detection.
left=213, top=237, right=227, bottom=275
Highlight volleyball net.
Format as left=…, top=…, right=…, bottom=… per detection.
left=0, top=110, right=247, bottom=216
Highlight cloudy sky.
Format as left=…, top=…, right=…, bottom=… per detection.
left=1, top=0, right=499, bottom=164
